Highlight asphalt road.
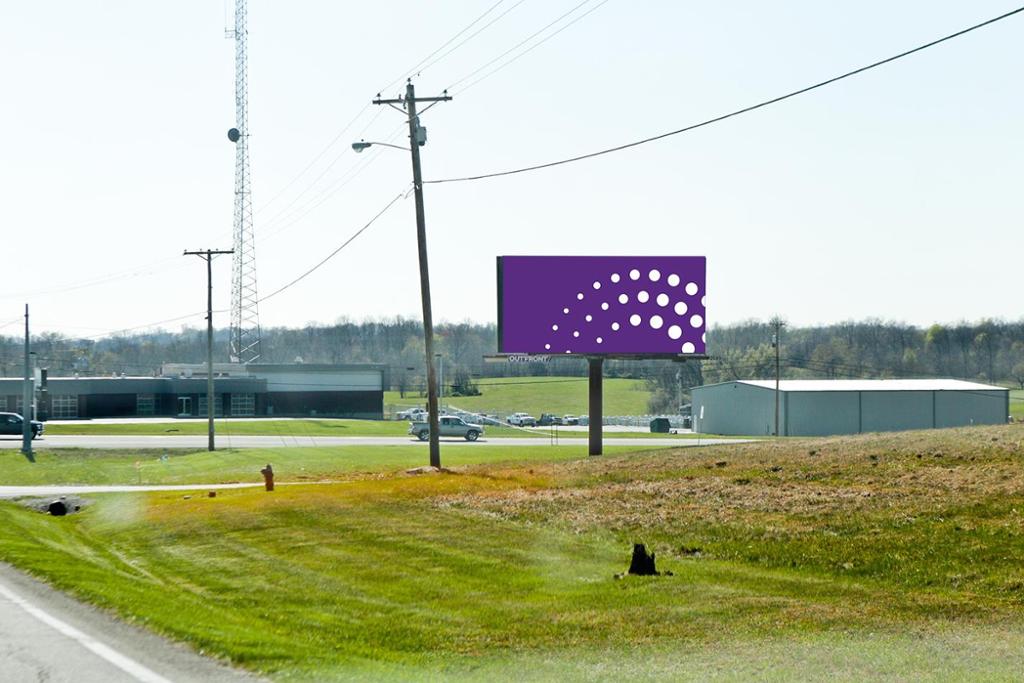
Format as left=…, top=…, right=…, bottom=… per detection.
left=0, top=562, right=258, bottom=682
left=0, top=435, right=747, bottom=450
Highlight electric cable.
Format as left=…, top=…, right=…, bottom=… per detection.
left=447, top=0, right=610, bottom=93
left=257, top=191, right=409, bottom=305
left=426, top=5, right=1024, bottom=184
left=397, top=0, right=531, bottom=87
left=377, top=0, right=511, bottom=95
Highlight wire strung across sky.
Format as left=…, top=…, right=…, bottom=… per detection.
left=446, top=0, right=612, bottom=94
left=426, top=5, right=1024, bottom=184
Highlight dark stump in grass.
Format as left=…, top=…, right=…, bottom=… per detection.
left=47, top=500, right=68, bottom=517
left=628, top=543, right=659, bottom=576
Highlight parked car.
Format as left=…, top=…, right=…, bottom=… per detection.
left=562, top=415, right=580, bottom=426
left=507, top=412, right=537, bottom=427
left=537, top=413, right=561, bottom=426
left=408, top=415, right=484, bottom=442
left=0, top=412, right=43, bottom=439
left=397, top=407, right=428, bottom=421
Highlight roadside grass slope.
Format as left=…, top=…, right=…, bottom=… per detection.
left=1, top=424, right=1023, bottom=680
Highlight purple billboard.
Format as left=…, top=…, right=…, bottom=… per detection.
left=498, top=256, right=706, bottom=357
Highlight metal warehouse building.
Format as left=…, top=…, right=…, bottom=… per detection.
left=692, top=379, right=1009, bottom=437
left=0, top=363, right=387, bottom=421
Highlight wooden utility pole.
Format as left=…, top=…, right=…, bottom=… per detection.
left=770, top=316, right=785, bottom=437
left=184, top=249, right=234, bottom=451
left=21, top=304, right=34, bottom=461
left=373, top=81, right=451, bottom=468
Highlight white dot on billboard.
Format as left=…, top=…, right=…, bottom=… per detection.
left=690, top=314, right=703, bottom=328
left=638, top=291, right=649, bottom=303
left=577, top=292, right=584, bottom=300
left=629, top=269, right=640, bottom=280
left=668, top=325, right=682, bottom=340
left=611, top=273, right=620, bottom=283
left=601, top=302, right=609, bottom=310
left=667, top=274, right=680, bottom=287
left=629, top=314, right=641, bottom=326
left=593, top=281, right=601, bottom=290
left=702, top=295, right=706, bottom=307
left=612, top=322, right=620, bottom=331
left=552, top=324, right=558, bottom=331
left=650, top=315, right=663, bottom=329
left=565, top=350, right=571, bottom=354
left=573, top=331, right=580, bottom=338
left=596, top=337, right=603, bottom=344
left=585, top=315, right=593, bottom=322
left=618, top=293, right=629, bottom=304
left=674, top=301, right=687, bottom=316
left=544, top=343, right=551, bottom=350
left=685, top=282, right=698, bottom=296
left=702, top=333, right=706, bottom=343
left=682, top=342, right=696, bottom=354
left=563, top=307, right=569, bottom=314
left=656, top=293, right=669, bottom=307
left=649, top=269, right=661, bottom=282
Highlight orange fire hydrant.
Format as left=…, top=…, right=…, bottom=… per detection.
left=260, top=464, right=274, bottom=492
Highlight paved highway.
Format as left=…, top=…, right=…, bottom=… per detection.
left=0, top=435, right=748, bottom=450
left=0, top=562, right=257, bottom=682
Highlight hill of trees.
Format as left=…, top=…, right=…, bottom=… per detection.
left=2, top=317, right=1021, bottom=414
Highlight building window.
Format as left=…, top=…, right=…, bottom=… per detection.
left=230, top=393, right=255, bottom=416
left=51, top=394, right=78, bottom=418
left=137, top=394, right=156, bottom=416
left=197, top=395, right=223, bottom=417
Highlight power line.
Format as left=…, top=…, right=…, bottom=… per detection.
left=426, top=5, right=1024, bottom=184
left=447, top=0, right=612, bottom=94
left=257, top=191, right=409, bottom=305
left=253, top=103, right=373, bottom=217
left=398, top=0, right=531, bottom=87
left=377, top=0, right=511, bottom=94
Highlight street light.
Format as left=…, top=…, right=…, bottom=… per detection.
left=352, top=140, right=410, bottom=153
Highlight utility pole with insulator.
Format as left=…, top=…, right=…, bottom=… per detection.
left=372, top=81, right=451, bottom=469
left=184, top=248, right=234, bottom=451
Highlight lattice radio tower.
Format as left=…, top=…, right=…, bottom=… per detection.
left=226, top=0, right=261, bottom=363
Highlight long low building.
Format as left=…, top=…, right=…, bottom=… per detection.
left=0, top=363, right=387, bottom=420
left=692, top=379, right=1009, bottom=436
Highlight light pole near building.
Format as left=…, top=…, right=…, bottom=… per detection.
left=21, top=304, right=34, bottom=462
left=184, top=248, right=234, bottom=451
left=435, top=353, right=445, bottom=413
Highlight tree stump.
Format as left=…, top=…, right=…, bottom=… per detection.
left=628, top=543, right=659, bottom=576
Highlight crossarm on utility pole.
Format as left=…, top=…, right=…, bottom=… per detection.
left=184, top=249, right=234, bottom=451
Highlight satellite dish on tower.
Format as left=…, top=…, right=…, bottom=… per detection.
left=227, top=128, right=240, bottom=143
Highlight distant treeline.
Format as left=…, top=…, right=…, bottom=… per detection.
left=1, top=318, right=1021, bottom=413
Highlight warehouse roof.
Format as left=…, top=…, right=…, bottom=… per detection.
left=737, top=379, right=1005, bottom=392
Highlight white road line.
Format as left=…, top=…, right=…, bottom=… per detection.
left=0, top=580, right=173, bottom=683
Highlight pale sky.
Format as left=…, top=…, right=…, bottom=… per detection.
left=2, top=1, right=1021, bottom=338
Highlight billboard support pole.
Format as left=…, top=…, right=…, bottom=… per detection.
left=588, top=357, right=603, bottom=456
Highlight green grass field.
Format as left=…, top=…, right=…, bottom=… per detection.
left=1012, top=389, right=1023, bottom=420
left=3, top=425, right=1024, bottom=680
left=43, top=417, right=703, bottom=440
left=45, top=418, right=539, bottom=438
left=386, top=375, right=651, bottom=417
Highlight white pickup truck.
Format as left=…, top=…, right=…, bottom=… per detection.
left=507, top=412, right=537, bottom=427
left=408, top=415, right=484, bottom=441
left=396, top=407, right=428, bottom=421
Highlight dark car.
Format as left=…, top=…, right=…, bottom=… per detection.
left=0, top=412, right=43, bottom=439
left=537, top=413, right=562, bottom=426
